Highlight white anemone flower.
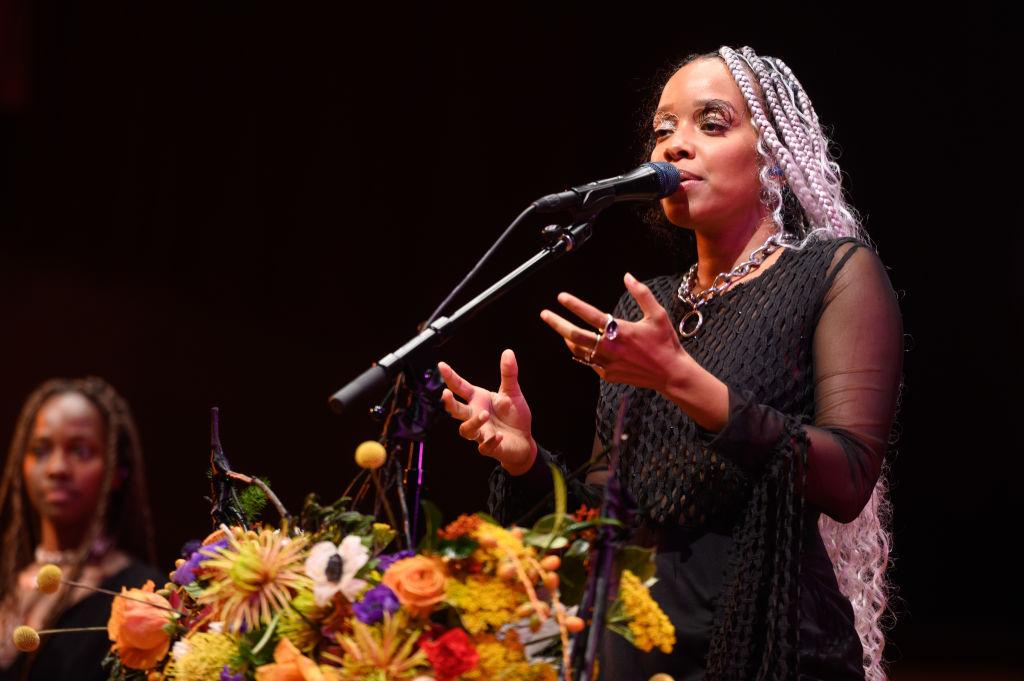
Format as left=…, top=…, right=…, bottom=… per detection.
left=304, top=535, right=369, bottom=606
left=170, top=639, right=192, bottom=660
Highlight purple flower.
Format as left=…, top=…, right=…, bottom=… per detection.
left=376, top=549, right=414, bottom=572
left=180, top=539, right=201, bottom=557
left=172, top=538, right=229, bottom=585
left=353, top=584, right=400, bottom=624
left=220, top=666, right=243, bottom=681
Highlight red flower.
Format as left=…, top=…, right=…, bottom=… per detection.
left=419, top=628, right=479, bottom=681
left=437, top=514, right=482, bottom=541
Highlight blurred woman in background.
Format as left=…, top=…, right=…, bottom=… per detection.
left=0, top=377, right=161, bottom=681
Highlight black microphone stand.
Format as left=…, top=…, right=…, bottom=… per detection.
left=328, top=214, right=597, bottom=548
left=328, top=205, right=647, bottom=679
left=327, top=217, right=596, bottom=414
left=570, top=400, right=631, bottom=680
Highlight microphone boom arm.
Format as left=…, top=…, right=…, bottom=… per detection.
left=328, top=219, right=595, bottom=414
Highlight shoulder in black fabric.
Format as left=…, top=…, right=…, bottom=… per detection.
left=595, top=237, right=862, bottom=526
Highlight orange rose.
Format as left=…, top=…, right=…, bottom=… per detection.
left=255, top=637, right=339, bottom=681
left=381, top=556, right=447, bottom=618
left=106, top=580, right=173, bottom=670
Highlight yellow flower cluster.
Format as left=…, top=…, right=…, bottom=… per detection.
left=168, top=632, right=236, bottom=681
left=618, top=570, right=676, bottom=654
left=462, top=633, right=557, bottom=681
left=472, top=523, right=533, bottom=570
left=445, top=576, right=525, bottom=634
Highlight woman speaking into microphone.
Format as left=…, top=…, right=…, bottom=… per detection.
left=438, top=46, right=903, bottom=681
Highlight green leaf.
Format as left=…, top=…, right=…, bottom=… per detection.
left=526, top=535, right=568, bottom=550
left=564, top=517, right=625, bottom=534
left=527, top=512, right=574, bottom=536
left=438, top=536, right=479, bottom=559
left=548, top=464, right=567, bottom=543
left=101, top=650, right=147, bottom=681
left=475, top=512, right=500, bottom=525
left=606, top=597, right=628, bottom=623
left=418, top=499, right=443, bottom=552
left=524, top=512, right=573, bottom=550
left=232, top=621, right=278, bottom=670
left=529, top=513, right=563, bottom=534
left=607, top=621, right=635, bottom=645
left=614, top=545, right=657, bottom=583
left=557, top=540, right=590, bottom=606
left=371, top=524, right=397, bottom=553
left=183, top=581, right=203, bottom=600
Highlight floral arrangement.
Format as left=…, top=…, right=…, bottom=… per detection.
left=13, top=441, right=675, bottom=681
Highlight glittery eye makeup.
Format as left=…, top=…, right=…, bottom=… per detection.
left=652, top=111, right=678, bottom=139
left=653, top=99, right=738, bottom=141
left=694, top=99, right=736, bottom=132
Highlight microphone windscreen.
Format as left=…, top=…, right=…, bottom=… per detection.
left=645, top=162, right=681, bottom=198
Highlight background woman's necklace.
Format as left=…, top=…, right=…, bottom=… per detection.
left=34, top=535, right=112, bottom=566
left=676, top=232, right=794, bottom=338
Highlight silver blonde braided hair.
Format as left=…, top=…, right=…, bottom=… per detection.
left=715, top=46, right=873, bottom=250
left=715, top=46, right=893, bottom=681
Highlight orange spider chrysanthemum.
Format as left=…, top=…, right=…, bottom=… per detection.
left=196, top=526, right=311, bottom=632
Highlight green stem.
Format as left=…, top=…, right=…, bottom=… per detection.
left=37, top=626, right=108, bottom=635
left=250, top=613, right=280, bottom=656
left=61, top=580, right=182, bottom=615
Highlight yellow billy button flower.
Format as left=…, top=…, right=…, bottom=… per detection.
left=11, top=623, right=113, bottom=652
left=12, top=626, right=40, bottom=652
left=354, top=440, right=387, bottom=469
left=36, top=564, right=63, bottom=594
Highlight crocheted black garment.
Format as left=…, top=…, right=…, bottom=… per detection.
left=489, top=235, right=904, bottom=680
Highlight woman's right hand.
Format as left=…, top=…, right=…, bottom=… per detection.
left=437, top=349, right=538, bottom=476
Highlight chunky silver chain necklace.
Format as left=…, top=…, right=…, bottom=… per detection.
left=676, top=232, right=794, bottom=338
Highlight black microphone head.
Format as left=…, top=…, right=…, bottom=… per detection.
left=644, top=162, right=681, bottom=198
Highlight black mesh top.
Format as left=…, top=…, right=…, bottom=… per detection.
left=489, top=235, right=904, bottom=680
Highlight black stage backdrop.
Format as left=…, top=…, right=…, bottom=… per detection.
left=0, top=3, right=1017, bottom=677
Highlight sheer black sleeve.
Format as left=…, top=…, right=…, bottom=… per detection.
left=697, top=242, right=904, bottom=523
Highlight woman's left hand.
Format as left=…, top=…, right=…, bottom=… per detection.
left=540, top=272, right=693, bottom=392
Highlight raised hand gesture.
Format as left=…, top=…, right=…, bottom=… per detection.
left=540, top=273, right=690, bottom=390
left=437, top=349, right=538, bottom=476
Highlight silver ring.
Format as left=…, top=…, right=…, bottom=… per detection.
left=587, top=331, right=603, bottom=363
left=572, top=355, right=595, bottom=368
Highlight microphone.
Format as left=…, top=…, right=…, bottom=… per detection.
left=532, top=162, right=680, bottom=215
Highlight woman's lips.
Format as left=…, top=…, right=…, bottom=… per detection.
left=43, top=488, right=74, bottom=504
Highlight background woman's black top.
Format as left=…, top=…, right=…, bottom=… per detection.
left=1, top=561, right=164, bottom=681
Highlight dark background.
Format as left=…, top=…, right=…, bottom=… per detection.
left=0, top=3, right=1018, bottom=678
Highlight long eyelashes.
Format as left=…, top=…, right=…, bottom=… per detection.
left=653, top=121, right=677, bottom=139
left=697, top=106, right=733, bottom=130
left=652, top=108, right=732, bottom=140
